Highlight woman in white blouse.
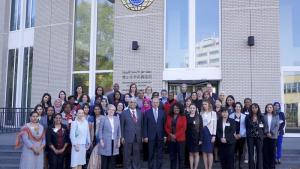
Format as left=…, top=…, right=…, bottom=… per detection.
left=70, top=109, right=91, bottom=169
left=200, top=100, right=217, bottom=169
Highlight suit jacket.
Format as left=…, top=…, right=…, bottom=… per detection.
left=98, top=116, right=121, bottom=156
left=165, top=115, right=187, bottom=142
left=176, top=92, right=191, bottom=105
left=229, top=113, right=247, bottom=137
left=245, top=115, right=265, bottom=139
left=143, top=108, right=166, bottom=141
left=216, top=118, right=236, bottom=144
left=211, top=93, right=218, bottom=102
left=263, top=114, right=280, bottom=139
left=121, top=109, right=143, bottom=143
left=46, top=124, right=70, bottom=150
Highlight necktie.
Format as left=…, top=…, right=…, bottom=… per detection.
left=132, top=110, right=137, bottom=123
left=154, top=109, right=158, bottom=123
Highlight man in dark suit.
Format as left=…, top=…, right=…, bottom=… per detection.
left=107, top=83, right=124, bottom=104
left=121, top=98, right=143, bottom=169
left=207, top=83, right=218, bottom=102
left=143, top=98, right=166, bottom=169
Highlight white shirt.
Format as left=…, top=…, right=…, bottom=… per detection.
left=222, top=121, right=226, bottom=138
left=267, top=114, right=272, bottom=132
left=153, top=108, right=158, bottom=122
left=130, top=109, right=137, bottom=120
left=201, top=111, right=217, bottom=135
left=108, top=116, right=115, bottom=139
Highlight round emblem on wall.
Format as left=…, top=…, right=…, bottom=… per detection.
left=121, top=0, right=154, bottom=11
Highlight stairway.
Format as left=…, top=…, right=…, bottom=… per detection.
left=0, top=145, right=21, bottom=169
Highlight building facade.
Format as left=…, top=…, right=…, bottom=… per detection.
left=0, top=0, right=299, bottom=128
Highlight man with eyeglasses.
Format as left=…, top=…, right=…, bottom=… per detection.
left=120, top=98, right=143, bottom=169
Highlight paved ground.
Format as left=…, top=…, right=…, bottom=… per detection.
left=1, top=133, right=300, bottom=169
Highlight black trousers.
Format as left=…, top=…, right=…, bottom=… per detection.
left=247, top=137, right=263, bottom=169
left=219, top=143, right=235, bottom=169
left=123, top=137, right=141, bottom=169
left=168, top=141, right=185, bottom=169
left=263, top=138, right=276, bottom=169
left=148, top=138, right=164, bottom=169
left=48, top=151, right=65, bottom=169
left=235, top=138, right=246, bottom=168
left=101, top=155, right=116, bottom=169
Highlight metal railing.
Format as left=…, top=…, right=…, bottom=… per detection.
left=0, top=108, right=33, bottom=133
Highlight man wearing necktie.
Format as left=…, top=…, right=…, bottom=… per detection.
left=143, top=98, right=166, bottom=169
left=121, top=98, right=143, bottom=169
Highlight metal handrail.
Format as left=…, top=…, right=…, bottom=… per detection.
left=0, top=108, right=33, bottom=133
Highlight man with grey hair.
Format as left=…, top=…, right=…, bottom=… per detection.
left=121, top=97, right=143, bottom=169
left=176, top=83, right=191, bottom=105
left=143, top=97, right=166, bottom=169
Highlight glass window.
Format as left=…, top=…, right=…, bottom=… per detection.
left=10, top=0, right=21, bottom=31
left=283, top=71, right=300, bottom=127
left=73, top=73, right=89, bottom=95
left=165, top=0, right=189, bottom=68
left=22, top=47, right=33, bottom=108
left=95, top=73, right=113, bottom=92
left=96, top=0, right=114, bottom=70
left=195, top=0, right=220, bottom=68
left=74, top=0, right=92, bottom=71
left=6, top=49, right=19, bottom=108
left=280, top=0, right=300, bottom=66
left=25, top=0, right=36, bottom=28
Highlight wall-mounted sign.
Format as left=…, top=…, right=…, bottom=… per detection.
left=121, top=0, right=154, bottom=11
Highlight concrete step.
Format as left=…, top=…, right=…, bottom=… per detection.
left=0, top=164, right=19, bottom=169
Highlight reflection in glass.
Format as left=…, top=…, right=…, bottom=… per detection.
left=10, top=0, right=21, bottom=31
left=73, top=73, right=89, bottom=95
left=280, top=0, right=300, bottom=66
left=95, top=73, right=113, bottom=92
left=283, top=71, right=300, bottom=127
left=25, top=0, right=36, bottom=28
left=22, top=47, right=33, bottom=108
left=166, top=0, right=189, bottom=68
left=74, top=0, right=91, bottom=71
left=96, top=0, right=114, bottom=70
left=195, top=0, right=220, bottom=68
left=6, top=49, right=18, bottom=108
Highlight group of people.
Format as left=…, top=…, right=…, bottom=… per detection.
left=16, top=82, right=286, bottom=169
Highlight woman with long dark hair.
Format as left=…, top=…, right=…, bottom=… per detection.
left=129, top=83, right=138, bottom=98
left=41, top=93, right=52, bottom=110
left=186, top=104, right=203, bottom=169
left=273, top=102, right=285, bottom=164
left=87, top=105, right=102, bottom=169
left=245, top=103, right=264, bottom=169
left=34, top=104, right=45, bottom=121
left=47, top=113, right=69, bottom=169
left=225, top=95, right=235, bottom=115
left=40, top=106, right=55, bottom=129
left=191, top=92, right=202, bottom=111
left=74, top=85, right=84, bottom=104
left=263, top=104, right=279, bottom=169
left=165, top=103, right=187, bottom=169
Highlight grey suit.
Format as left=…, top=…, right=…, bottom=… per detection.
left=263, top=114, right=280, bottom=139
left=98, top=116, right=121, bottom=156
left=121, top=109, right=143, bottom=169
left=176, top=92, right=191, bottom=105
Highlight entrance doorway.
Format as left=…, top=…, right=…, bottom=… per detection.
left=167, top=80, right=219, bottom=95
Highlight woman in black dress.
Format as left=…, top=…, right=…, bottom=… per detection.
left=187, top=104, right=203, bottom=169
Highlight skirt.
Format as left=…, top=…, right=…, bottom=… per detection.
left=87, top=144, right=101, bottom=169
left=201, top=126, right=214, bottom=153
left=71, top=144, right=87, bottom=167
left=187, top=138, right=201, bottom=153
